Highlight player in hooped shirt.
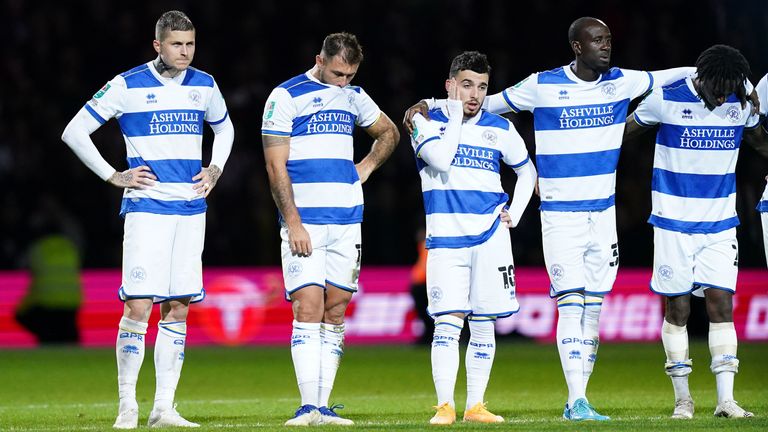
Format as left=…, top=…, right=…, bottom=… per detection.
left=625, top=45, right=765, bottom=419
left=262, top=33, right=399, bottom=426
left=406, top=17, right=695, bottom=420
left=61, top=10, right=234, bottom=429
left=410, top=51, right=536, bottom=425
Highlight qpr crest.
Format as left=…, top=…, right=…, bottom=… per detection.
left=601, top=83, right=616, bottom=99
left=550, top=264, right=565, bottom=281
left=482, top=130, right=498, bottom=146
left=188, top=89, right=202, bottom=107
left=286, top=261, right=303, bottom=278
left=658, top=265, right=674, bottom=281
left=429, top=286, right=443, bottom=304
left=725, top=106, right=741, bottom=123
left=130, top=266, right=147, bottom=283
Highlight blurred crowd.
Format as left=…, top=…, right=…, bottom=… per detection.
left=2, top=0, right=768, bottom=269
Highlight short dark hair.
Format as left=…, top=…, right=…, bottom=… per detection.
left=696, top=44, right=751, bottom=108
left=449, top=51, right=491, bottom=78
left=155, top=10, right=195, bottom=41
left=321, top=32, right=364, bottom=65
left=568, top=17, right=605, bottom=43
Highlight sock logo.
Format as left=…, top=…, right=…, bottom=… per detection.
left=473, top=351, right=492, bottom=360
left=588, top=353, right=597, bottom=363
left=568, top=350, right=582, bottom=360
left=122, top=345, right=140, bottom=355
left=560, top=337, right=581, bottom=344
left=173, top=339, right=185, bottom=346
left=178, top=352, right=185, bottom=361
left=119, top=332, right=144, bottom=342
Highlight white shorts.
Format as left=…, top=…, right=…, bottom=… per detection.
left=120, top=212, right=206, bottom=303
left=281, top=223, right=361, bottom=297
left=651, top=227, right=738, bottom=297
left=541, top=208, right=618, bottom=298
left=761, top=212, right=768, bottom=266
left=426, top=223, right=519, bottom=318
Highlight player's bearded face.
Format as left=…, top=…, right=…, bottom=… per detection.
left=316, top=55, right=359, bottom=87
left=154, top=30, right=196, bottom=71
left=449, top=70, right=488, bottom=117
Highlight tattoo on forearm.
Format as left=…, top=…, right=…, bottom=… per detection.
left=208, top=164, right=222, bottom=186
left=270, top=171, right=298, bottom=219
left=118, top=171, right=133, bottom=184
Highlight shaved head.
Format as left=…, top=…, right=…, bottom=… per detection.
left=568, top=17, right=608, bottom=43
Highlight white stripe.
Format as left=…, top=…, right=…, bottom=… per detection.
left=420, top=169, right=504, bottom=194
left=426, top=209, right=502, bottom=238
left=651, top=191, right=736, bottom=222
left=293, top=182, right=363, bottom=208
left=289, top=135, right=353, bottom=161
left=654, top=145, right=738, bottom=175
left=124, top=183, right=203, bottom=201
left=539, top=173, right=615, bottom=202
left=535, top=124, right=624, bottom=155
left=125, top=136, right=203, bottom=160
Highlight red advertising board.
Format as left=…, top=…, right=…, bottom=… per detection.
left=1, top=267, right=767, bottom=347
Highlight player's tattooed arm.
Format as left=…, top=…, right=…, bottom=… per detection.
left=263, top=135, right=312, bottom=256
left=192, top=164, right=222, bottom=198
left=107, top=166, right=157, bottom=189
left=358, top=112, right=400, bottom=184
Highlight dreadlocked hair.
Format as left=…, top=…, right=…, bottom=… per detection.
left=695, top=44, right=751, bottom=106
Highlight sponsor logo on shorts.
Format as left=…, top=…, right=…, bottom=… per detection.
left=129, top=266, right=147, bottom=283
left=658, top=265, right=674, bottom=281
left=429, top=286, right=443, bottom=304
left=122, top=345, right=140, bottom=355
left=286, top=261, right=303, bottom=278
left=550, top=264, right=565, bottom=281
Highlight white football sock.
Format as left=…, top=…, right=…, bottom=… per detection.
left=709, top=322, right=739, bottom=404
left=291, top=320, right=321, bottom=407
left=556, top=293, right=586, bottom=407
left=319, top=322, right=345, bottom=408
left=153, top=320, right=187, bottom=412
left=581, top=295, right=602, bottom=394
left=432, top=314, right=464, bottom=407
left=465, top=317, right=496, bottom=409
left=116, top=317, right=148, bottom=412
left=662, top=319, right=692, bottom=401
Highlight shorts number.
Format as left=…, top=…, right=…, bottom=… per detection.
left=497, top=264, right=515, bottom=290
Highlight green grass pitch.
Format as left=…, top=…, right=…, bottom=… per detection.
left=1, top=341, right=766, bottom=431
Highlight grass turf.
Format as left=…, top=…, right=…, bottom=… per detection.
left=1, top=341, right=766, bottom=431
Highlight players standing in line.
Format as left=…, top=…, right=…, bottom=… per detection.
left=261, top=32, right=399, bottom=426
left=624, top=44, right=763, bottom=419
left=61, top=10, right=234, bottom=429
left=410, top=51, right=536, bottom=425
left=406, top=17, right=693, bottom=421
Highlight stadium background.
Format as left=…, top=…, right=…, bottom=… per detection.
left=2, top=0, right=768, bottom=270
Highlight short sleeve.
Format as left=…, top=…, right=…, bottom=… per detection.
left=410, top=113, right=442, bottom=157
left=621, top=68, right=654, bottom=99
left=633, top=88, right=663, bottom=127
left=261, top=87, right=296, bottom=136
left=205, top=81, right=229, bottom=125
left=353, top=87, right=382, bottom=128
left=756, top=74, right=768, bottom=116
left=500, top=122, right=530, bottom=168
left=499, top=73, right=538, bottom=113
left=84, top=75, right=126, bottom=124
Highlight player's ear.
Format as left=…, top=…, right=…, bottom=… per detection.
left=153, top=39, right=161, bottom=54
left=315, top=55, right=324, bottom=69
left=571, top=40, right=582, bottom=56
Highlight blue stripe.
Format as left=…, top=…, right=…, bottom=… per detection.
left=537, top=67, right=577, bottom=84
left=119, top=287, right=206, bottom=304
left=296, top=206, right=363, bottom=224
left=415, top=136, right=439, bottom=156
left=502, top=89, right=522, bottom=112
left=121, top=66, right=164, bottom=89
left=652, top=168, right=735, bottom=198
left=536, top=149, right=620, bottom=178
left=663, top=81, right=699, bottom=102
left=693, top=282, right=735, bottom=293
left=347, top=85, right=362, bottom=94
left=540, top=196, right=615, bottom=212
left=423, top=190, right=507, bottom=215
left=127, top=157, right=200, bottom=183
left=472, top=309, right=519, bottom=319
left=476, top=112, right=510, bottom=130
left=549, top=286, right=586, bottom=299
left=118, top=110, right=205, bottom=137
left=262, top=129, right=291, bottom=136
left=209, top=111, right=228, bottom=125
left=120, top=198, right=206, bottom=216
left=634, top=114, right=654, bottom=128
left=287, top=159, right=358, bottom=184
left=757, top=200, right=768, bottom=212
left=85, top=104, right=107, bottom=124
left=326, top=280, right=357, bottom=292
left=648, top=215, right=739, bottom=234
left=534, top=99, right=629, bottom=131
left=644, top=71, right=654, bottom=93
left=427, top=217, right=501, bottom=249
left=452, top=144, right=502, bottom=173
left=435, top=322, right=464, bottom=330
left=282, top=80, right=327, bottom=98
left=510, top=156, right=530, bottom=169
left=292, top=110, right=356, bottom=137
left=181, top=68, right=214, bottom=87
left=599, top=68, right=624, bottom=83
left=428, top=108, right=449, bottom=123
left=557, top=303, right=585, bottom=309
left=657, top=124, right=742, bottom=150
left=557, top=293, right=584, bottom=302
